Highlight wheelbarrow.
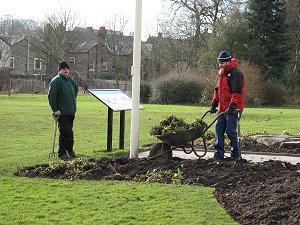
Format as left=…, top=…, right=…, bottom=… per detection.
left=149, top=110, right=226, bottom=164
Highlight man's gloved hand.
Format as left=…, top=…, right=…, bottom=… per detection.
left=209, top=100, right=218, bottom=114
left=209, top=107, right=218, bottom=114
left=226, top=102, right=236, bottom=114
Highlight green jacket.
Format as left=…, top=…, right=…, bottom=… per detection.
left=48, top=74, right=78, bottom=116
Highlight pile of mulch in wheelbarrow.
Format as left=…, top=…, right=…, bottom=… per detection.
left=15, top=152, right=300, bottom=225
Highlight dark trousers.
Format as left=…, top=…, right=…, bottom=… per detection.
left=57, top=115, right=75, bottom=156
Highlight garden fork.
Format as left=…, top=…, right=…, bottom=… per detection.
left=48, top=115, right=58, bottom=161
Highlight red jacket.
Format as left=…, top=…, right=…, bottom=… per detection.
left=212, top=58, right=245, bottom=112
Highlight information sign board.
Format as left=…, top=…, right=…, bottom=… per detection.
left=88, top=89, right=143, bottom=112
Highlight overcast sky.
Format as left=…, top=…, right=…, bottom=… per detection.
left=0, top=0, right=170, bottom=40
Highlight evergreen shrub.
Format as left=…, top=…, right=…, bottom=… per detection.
left=150, top=73, right=204, bottom=104
left=140, top=81, right=152, bottom=103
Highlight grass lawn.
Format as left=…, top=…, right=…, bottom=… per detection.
left=0, top=93, right=299, bottom=224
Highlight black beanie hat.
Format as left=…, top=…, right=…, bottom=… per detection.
left=58, top=61, right=70, bottom=71
left=217, top=51, right=231, bottom=62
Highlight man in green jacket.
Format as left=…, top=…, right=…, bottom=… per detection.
left=48, top=61, right=78, bottom=160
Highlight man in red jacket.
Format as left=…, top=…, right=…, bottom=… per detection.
left=209, top=51, right=245, bottom=159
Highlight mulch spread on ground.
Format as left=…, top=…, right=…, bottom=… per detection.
left=15, top=138, right=300, bottom=225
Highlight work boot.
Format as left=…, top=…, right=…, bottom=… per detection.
left=68, top=150, right=76, bottom=159
left=213, top=155, right=224, bottom=160
left=229, top=154, right=241, bottom=160
left=58, top=154, right=69, bottom=161
left=207, top=154, right=224, bottom=161
left=212, top=151, right=224, bottom=160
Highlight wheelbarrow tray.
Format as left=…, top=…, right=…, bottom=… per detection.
left=156, top=126, right=206, bottom=147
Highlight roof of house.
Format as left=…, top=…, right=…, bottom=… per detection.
left=0, top=35, right=25, bottom=46
left=71, top=26, right=149, bottom=56
left=2, top=25, right=151, bottom=56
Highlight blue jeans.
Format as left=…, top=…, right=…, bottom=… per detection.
left=213, top=113, right=240, bottom=158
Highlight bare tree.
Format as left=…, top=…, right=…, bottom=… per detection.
left=286, top=0, right=300, bottom=94
left=0, top=16, right=40, bottom=79
left=147, top=30, right=199, bottom=74
left=0, top=16, right=12, bottom=68
left=0, top=16, right=35, bottom=68
left=30, top=9, right=82, bottom=77
left=97, top=15, right=132, bottom=80
left=166, top=0, right=245, bottom=38
left=145, top=0, right=245, bottom=77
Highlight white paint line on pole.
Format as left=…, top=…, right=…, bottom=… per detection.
left=130, top=0, right=142, bottom=159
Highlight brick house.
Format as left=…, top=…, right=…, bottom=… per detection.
left=0, top=35, right=49, bottom=81
left=68, top=26, right=151, bottom=84
left=0, top=25, right=151, bottom=89
left=0, top=36, right=12, bottom=68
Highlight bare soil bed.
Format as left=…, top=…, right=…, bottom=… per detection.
left=15, top=138, right=300, bottom=225
left=242, top=137, right=300, bottom=154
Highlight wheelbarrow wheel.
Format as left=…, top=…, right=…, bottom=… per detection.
left=149, top=143, right=172, bottom=164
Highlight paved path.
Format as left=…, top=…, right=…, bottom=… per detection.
left=139, top=149, right=300, bottom=165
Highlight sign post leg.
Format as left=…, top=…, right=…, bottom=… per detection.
left=107, top=108, right=113, bottom=152
left=119, top=111, right=125, bottom=149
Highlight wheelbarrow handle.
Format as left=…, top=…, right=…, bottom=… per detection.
left=200, top=110, right=211, bottom=121
left=202, top=109, right=241, bottom=132
left=204, top=112, right=227, bottom=132
left=200, top=110, right=226, bottom=121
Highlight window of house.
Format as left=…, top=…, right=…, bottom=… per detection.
left=89, top=60, right=95, bottom=71
left=34, top=58, right=42, bottom=70
left=69, top=57, right=75, bottom=65
left=9, top=57, right=14, bottom=68
left=102, top=65, right=108, bottom=71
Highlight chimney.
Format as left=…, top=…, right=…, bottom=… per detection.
left=44, top=23, right=52, bottom=35
left=98, top=26, right=107, bottom=39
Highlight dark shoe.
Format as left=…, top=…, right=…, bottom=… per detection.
left=213, top=156, right=224, bottom=160
left=208, top=155, right=224, bottom=160
left=68, top=150, right=76, bottom=158
left=229, top=155, right=241, bottom=160
left=58, top=154, right=69, bottom=161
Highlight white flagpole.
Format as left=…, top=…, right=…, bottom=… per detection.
left=130, top=0, right=142, bottom=158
